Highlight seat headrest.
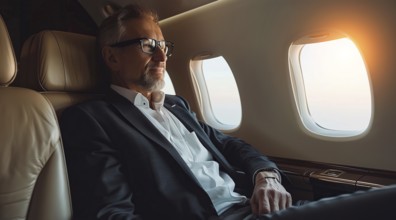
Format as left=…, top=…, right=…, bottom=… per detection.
left=0, top=15, right=17, bottom=87
left=15, top=30, right=104, bottom=92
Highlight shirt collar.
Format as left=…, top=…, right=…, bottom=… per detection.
left=110, top=84, right=165, bottom=110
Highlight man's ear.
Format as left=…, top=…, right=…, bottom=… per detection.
left=102, top=46, right=119, bottom=71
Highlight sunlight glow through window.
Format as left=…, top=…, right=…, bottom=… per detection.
left=290, top=37, right=372, bottom=137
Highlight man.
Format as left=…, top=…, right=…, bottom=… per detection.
left=60, top=4, right=291, bottom=220
left=61, top=4, right=396, bottom=220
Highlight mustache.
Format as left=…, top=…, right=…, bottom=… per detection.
left=148, top=62, right=166, bottom=69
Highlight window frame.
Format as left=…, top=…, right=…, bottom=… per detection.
left=190, top=55, right=242, bottom=131
left=288, top=33, right=374, bottom=139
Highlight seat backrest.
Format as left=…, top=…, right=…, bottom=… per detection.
left=0, top=15, right=16, bottom=87
left=0, top=15, right=72, bottom=220
left=13, top=30, right=105, bottom=117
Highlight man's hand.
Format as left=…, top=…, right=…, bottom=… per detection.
left=250, top=171, right=292, bottom=215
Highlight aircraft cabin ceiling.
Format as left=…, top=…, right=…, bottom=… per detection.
left=78, top=0, right=218, bottom=25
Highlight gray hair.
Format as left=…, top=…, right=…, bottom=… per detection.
left=97, top=4, right=159, bottom=49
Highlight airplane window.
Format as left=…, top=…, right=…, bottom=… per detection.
left=289, top=37, right=372, bottom=138
left=163, top=71, right=176, bottom=95
left=190, top=56, right=242, bottom=131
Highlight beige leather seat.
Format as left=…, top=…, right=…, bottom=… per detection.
left=11, top=27, right=105, bottom=220
left=13, top=30, right=105, bottom=117
left=0, top=15, right=72, bottom=220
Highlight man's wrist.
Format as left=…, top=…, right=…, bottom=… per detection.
left=254, top=170, right=281, bottom=184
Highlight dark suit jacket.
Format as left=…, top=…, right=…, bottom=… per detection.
left=60, top=90, right=278, bottom=220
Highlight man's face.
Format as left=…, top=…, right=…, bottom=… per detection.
left=105, top=17, right=167, bottom=92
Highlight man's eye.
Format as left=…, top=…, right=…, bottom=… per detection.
left=142, top=44, right=155, bottom=51
left=158, top=42, right=166, bottom=49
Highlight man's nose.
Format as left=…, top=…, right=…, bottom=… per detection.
left=152, top=46, right=167, bottom=62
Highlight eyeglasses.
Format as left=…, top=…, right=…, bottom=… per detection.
left=110, top=38, right=174, bottom=57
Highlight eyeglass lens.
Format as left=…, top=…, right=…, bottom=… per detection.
left=141, top=39, right=172, bottom=56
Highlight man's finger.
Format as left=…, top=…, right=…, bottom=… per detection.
left=258, top=197, right=271, bottom=214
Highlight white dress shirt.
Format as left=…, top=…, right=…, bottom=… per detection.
left=111, top=85, right=247, bottom=214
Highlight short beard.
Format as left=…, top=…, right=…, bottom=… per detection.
left=135, top=69, right=165, bottom=92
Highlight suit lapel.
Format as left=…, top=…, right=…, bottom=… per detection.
left=163, top=100, right=236, bottom=173
left=110, top=94, right=167, bottom=145
left=107, top=90, right=200, bottom=181
left=108, top=90, right=236, bottom=178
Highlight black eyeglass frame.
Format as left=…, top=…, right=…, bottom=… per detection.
left=109, top=38, right=174, bottom=57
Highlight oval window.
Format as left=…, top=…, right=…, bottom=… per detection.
left=289, top=37, right=372, bottom=138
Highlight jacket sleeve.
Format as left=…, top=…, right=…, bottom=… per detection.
left=60, top=105, right=142, bottom=220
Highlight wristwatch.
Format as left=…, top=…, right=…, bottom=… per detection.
left=254, top=169, right=281, bottom=183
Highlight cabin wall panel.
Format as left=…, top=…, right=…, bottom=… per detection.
left=161, top=0, right=396, bottom=171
